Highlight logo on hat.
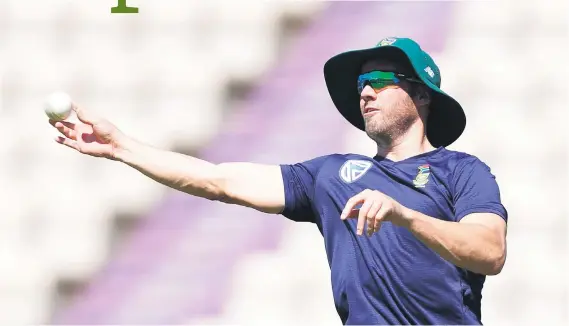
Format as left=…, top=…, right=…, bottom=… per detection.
left=339, top=160, right=372, bottom=183
left=424, top=66, right=435, bottom=78
left=378, top=37, right=397, bottom=46
left=413, top=164, right=431, bottom=188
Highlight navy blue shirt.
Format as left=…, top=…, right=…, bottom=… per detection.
left=280, top=147, right=507, bottom=325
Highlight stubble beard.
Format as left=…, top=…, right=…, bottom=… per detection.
left=364, top=101, right=419, bottom=147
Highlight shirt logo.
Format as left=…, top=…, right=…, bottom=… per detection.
left=413, top=164, right=431, bottom=188
left=339, top=160, right=372, bottom=183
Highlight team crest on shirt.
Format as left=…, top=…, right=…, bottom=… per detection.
left=339, top=160, right=373, bottom=183
left=413, top=164, right=431, bottom=188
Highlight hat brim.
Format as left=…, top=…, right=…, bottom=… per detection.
left=324, top=46, right=465, bottom=148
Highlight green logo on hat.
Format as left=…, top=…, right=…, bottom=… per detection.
left=378, top=37, right=397, bottom=46
left=323, top=36, right=467, bottom=147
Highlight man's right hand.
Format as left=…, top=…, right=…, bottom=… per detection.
left=49, top=103, right=286, bottom=214
left=50, top=104, right=125, bottom=160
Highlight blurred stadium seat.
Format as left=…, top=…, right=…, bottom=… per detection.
left=0, top=0, right=566, bottom=325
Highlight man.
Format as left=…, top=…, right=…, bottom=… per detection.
left=49, top=37, right=507, bottom=325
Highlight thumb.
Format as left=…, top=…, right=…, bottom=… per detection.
left=73, top=103, right=101, bottom=125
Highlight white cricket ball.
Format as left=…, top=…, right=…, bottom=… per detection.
left=44, top=91, right=73, bottom=121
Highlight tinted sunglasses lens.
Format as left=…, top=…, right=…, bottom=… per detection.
left=357, top=71, right=400, bottom=93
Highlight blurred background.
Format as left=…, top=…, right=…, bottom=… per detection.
left=0, top=0, right=567, bottom=325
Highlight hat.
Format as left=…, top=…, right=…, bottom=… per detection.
left=323, top=37, right=465, bottom=148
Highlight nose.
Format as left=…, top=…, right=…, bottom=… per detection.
left=360, top=84, right=377, bottom=101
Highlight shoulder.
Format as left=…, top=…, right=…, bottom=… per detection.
left=326, top=153, right=377, bottom=169
left=438, top=148, right=493, bottom=173
left=429, top=148, right=497, bottom=192
left=299, top=153, right=375, bottom=166
left=438, top=149, right=500, bottom=192
left=319, top=153, right=377, bottom=174
left=298, top=153, right=377, bottom=178
left=280, top=153, right=364, bottom=179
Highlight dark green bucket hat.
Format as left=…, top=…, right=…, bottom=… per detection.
left=324, top=37, right=465, bottom=148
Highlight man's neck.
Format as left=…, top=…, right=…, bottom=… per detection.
left=376, top=122, right=436, bottom=162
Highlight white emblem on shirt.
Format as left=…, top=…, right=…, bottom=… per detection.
left=339, top=160, right=373, bottom=183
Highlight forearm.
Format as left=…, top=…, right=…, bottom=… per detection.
left=113, top=137, right=224, bottom=200
left=402, top=209, right=506, bottom=275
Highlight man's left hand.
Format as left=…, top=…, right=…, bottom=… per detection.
left=340, top=189, right=410, bottom=236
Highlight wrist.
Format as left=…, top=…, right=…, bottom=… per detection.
left=399, top=206, right=417, bottom=229
left=112, top=134, right=137, bottom=162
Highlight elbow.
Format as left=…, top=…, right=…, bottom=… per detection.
left=205, top=184, right=229, bottom=202
left=485, top=255, right=505, bottom=276
left=482, top=247, right=507, bottom=276
left=199, top=169, right=231, bottom=202
left=186, top=181, right=227, bottom=202
left=210, top=183, right=238, bottom=205
left=215, top=191, right=234, bottom=204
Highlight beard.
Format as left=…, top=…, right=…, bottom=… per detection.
left=364, top=98, right=420, bottom=145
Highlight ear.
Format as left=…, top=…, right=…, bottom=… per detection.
left=414, top=86, right=431, bottom=106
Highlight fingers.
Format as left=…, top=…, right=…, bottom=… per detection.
left=356, top=199, right=378, bottom=236
left=366, top=201, right=382, bottom=236
left=55, top=136, right=79, bottom=151
left=341, top=192, right=366, bottom=220
left=356, top=199, right=373, bottom=235
left=372, top=205, right=390, bottom=235
left=342, top=190, right=392, bottom=237
left=49, top=120, right=77, bottom=140
left=353, top=200, right=383, bottom=236
left=345, top=208, right=360, bottom=219
left=73, top=103, right=100, bottom=125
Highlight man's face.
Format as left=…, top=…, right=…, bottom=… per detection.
left=359, top=59, right=421, bottom=144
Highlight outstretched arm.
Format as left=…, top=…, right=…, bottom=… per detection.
left=51, top=104, right=286, bottom=214
left=115, top=138, right=285, bottom=213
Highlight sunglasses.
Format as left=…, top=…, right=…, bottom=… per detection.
left=357, top=70, right=423, bottom=94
